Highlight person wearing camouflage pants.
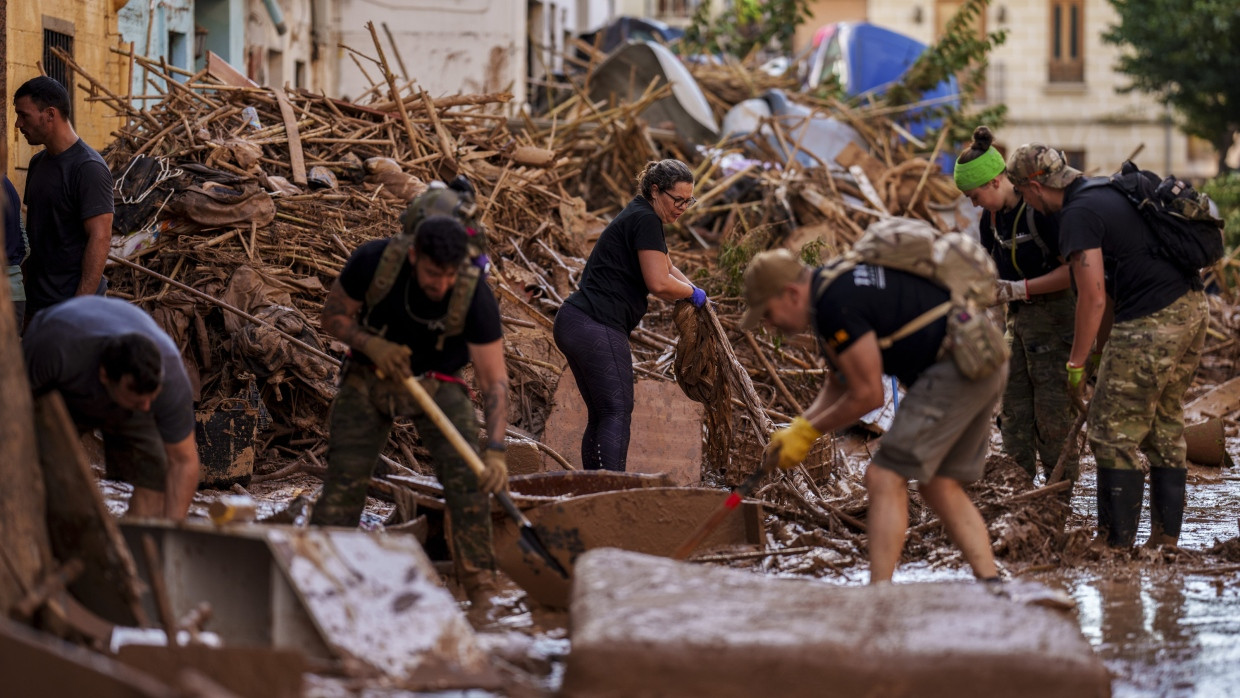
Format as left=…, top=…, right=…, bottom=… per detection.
left=954, top=126, right=1077, bottom=485
left=1008, top=143, right=1208, bottom=548
left=313, top=212, right=510, bottom=615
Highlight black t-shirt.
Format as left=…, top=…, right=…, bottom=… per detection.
left=814, top=264, right=950, bottom=387
left=1059, top=177, right=1197, bottom=323
left=565, top=196, right=668, bottom=333
left=23, top=139, right=114, bottom=309
left=979, top=199, right=1063, bottom=282
left=337, top=239, right=503, bottom=375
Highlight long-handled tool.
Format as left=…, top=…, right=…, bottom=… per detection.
left=672, top=457, right=772, bottom=560
left=398, top=376, right=569, bottom=578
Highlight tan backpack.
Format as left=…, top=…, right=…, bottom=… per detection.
left=815, top=217, right=1009, bottom=380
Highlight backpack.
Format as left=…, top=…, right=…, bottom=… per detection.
left=1078, top=161, right=1225, bottom=277
left=814, top=216, right=1009, bottom=380
left=362, top=177, right=490, bottom=351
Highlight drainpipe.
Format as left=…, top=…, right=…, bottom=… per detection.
left=262, top=0, right=288, bottom=35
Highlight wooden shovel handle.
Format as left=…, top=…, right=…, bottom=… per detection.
left=399, top=376, right=487, bottom=479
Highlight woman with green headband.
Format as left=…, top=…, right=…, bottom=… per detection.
left=955, top=126, right=1078, bottom=489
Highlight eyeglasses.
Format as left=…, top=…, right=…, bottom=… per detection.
left=660, top=189, right=696, bottom=209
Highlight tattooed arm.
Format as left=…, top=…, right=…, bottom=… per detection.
left=1067, top=248, right=1107, bottom=366
left=468, top=338, right=509, bottom=444
left=321, top=279, right=375, bottom=351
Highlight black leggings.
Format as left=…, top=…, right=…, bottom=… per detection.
left=553, top=303, right=634, bottom=471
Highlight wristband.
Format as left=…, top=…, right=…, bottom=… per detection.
left=1065, top=362, right=1085, bottom=388
left=486, top=440, right=507, bottom=452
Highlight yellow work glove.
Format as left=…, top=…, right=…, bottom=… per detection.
left=361, top=335, right=412, bottom=379
left=479, top=446, right=509, bottom=494
left=764, top=416, right=823, bottom=471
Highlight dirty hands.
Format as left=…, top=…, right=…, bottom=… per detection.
left=690, top=286, right=708, bottom=308
left=361, top=335, right=413, bottom=379
left=763, top=416, right=823, bottom=471
left=479, top=446, right=509, bottom=494
left=994, top=279, right=1029, bottom=305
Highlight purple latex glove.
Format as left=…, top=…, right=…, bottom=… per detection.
left=690, top=286, right=708, bottom=308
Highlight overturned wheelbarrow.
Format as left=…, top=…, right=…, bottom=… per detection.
left=494, top=487, right=765, bottom=608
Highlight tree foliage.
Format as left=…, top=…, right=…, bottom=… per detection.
left=1103, top=0, right=1240, bottom=172
left=681, top=0, right=813, bottom=59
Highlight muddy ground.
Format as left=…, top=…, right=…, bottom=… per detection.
left=91, top=424, right=1240, bottom=697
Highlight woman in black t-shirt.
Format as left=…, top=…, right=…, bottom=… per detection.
left=554, top=159, right=707, bottom=471
left=955, top=126, right=1078, bottom=486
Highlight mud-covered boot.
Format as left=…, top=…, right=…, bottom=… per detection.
left=1096, top=467, right=1144, bottom=548
left=459, top=567, right=503, bottom=626
left=1147, top=466, right=1187, bottom=547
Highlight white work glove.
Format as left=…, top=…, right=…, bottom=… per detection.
left=994, top=279, right=1029, bottom=305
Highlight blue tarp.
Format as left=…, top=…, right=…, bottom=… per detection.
left=806, top=22, right=959, bottom=171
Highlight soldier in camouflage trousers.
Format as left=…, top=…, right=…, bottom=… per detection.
left=954, top=127, right=1078, bottom=485
left=316, top=368, right=496, bottom=572
left=1009, top=143, right=1208, bottom=548
left=313, top=214, right=510, bottom=614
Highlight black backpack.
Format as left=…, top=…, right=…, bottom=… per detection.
left=1079, top=161, right=1225, bottom=277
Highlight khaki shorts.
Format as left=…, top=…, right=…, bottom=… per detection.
left=872, top=358, right=1008, bottom=484
left=101, top=411, right=169, bottom=492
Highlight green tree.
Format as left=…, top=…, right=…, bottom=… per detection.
left=682, top=0, right=812, bottom=59
left=1103, top=0, right=1240, bottom=173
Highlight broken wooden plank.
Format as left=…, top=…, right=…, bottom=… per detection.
left=272, top=86, right=307, bottom=186
left=206, top=51, right=259, bottom=89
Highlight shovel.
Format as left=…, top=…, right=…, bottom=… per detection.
left=398, top=375, right=569, bottom=578
left=671, top=453, right=774, bottom=560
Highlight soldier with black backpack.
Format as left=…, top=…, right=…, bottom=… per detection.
left=312, top=178, right=511, bottom=617
left=1006, top=144, right=1210, bottom=550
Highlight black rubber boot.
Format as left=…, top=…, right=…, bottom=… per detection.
left=1147, top=466, right=1188, bottom=547
left=1096, top=467, right=1144, bottom=548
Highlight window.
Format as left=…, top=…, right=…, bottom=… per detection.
left=657, top=0, right=697, bottom=18
left=43, top=19, right=75, bottom=119
left=294, top=61, right=306, bottom=90
left=1048, top=0, right=1084, bottom=83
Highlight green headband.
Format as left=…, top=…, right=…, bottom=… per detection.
left=954, top=146, right=1005, bottom=192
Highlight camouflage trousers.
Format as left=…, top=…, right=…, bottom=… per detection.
left=1089, top=291, right=1209, bottom=472
left=1000, top=292, right=1078, bottom=481
left=311, top=363, right=494, bottom=572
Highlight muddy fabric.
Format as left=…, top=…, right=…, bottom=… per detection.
left=313, top=364, right=494, bottom=570
left=873, top=358, right=1008, bottom=484
left=102, top=410, right=169, bottom=491
left=165, top=181, right=275, bottom=230
left=1088, top=290, right=1208, bottom=471
left=1001, top=293, right=1078, bottom=481
left=553, top=302, right=634, bottom=472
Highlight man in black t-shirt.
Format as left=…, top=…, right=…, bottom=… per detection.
left=313, top=215, right=510, bottom=614
left=741, top=249, right=1007, bottom=586
left=14, top=76, right=113, bottom=323
left=1007, top=144, right=1208, bottom=548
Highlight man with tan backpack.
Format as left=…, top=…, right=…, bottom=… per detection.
left=741, top=217, right=1009, bottom=586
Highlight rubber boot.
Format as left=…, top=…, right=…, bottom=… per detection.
left=1146, top=466, right=1188, bottom=547
left=458, top=563, right=503, bottom=626
left=1096, top=467, right=1144, bottom=548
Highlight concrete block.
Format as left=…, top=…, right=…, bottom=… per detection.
left=563, top=549, right=1110, bottom=698
left=542, top=375, right=704, bottom=485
